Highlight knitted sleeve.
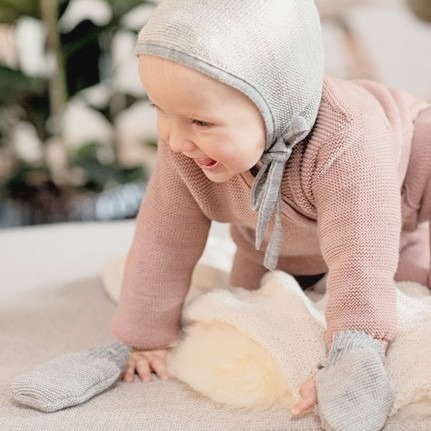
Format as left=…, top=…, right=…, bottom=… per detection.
left=312, top=113, right=401, bottom=347
left=112, top=141, right=211, bottom=350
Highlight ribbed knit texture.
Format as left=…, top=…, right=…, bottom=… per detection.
left=10, top=341, right=130, bottom=412
left=112, top=77, right=431, bottom=350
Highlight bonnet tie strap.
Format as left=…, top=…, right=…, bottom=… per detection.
left=251, top=116, right=309, bottom=270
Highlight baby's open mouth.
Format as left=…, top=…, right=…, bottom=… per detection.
left=194, top=158, right=218, bottom=168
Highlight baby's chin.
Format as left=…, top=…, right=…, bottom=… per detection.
left=201, top=167, right=240, bottom=183
left=202, top=163, right=239, bottom=183
left=203, top=173, right=234, bottom=183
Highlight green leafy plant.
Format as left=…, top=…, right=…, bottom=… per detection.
left=0, top=0, right=156, bottom=225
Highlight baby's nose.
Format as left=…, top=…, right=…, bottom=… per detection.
left=167, top=129, right=195, bottom=154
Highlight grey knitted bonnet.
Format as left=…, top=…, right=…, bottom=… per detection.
left=136, top=0, right=324, bottom=270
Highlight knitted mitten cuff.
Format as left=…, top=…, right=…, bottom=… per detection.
left=86, top=340, right=131, bottom=368
left=322, top=330, right=385, bottom=367
left=316, top=330, right=394, bottom=431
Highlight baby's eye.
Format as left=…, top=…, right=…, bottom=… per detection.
left=150, top=103, right=164, bottom=112
left=192, top=119, right=211, bottom=128
left=150, top=103, right=168, bottom=118
left=151, top=103, right=164, bottom=112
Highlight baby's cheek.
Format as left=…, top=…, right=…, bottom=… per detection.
left=157, top=117, right=170, bottom=142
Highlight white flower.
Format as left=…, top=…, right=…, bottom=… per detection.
left=59, top=0, right=113, bottom=33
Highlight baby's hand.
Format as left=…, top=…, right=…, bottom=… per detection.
left=290, top=376, right=318, bottom=417
left=123, top=349, right=169, bottom=383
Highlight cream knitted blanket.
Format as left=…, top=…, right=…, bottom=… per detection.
left=168, top=270, right=431, bottom=417
left=102, top=227, right=431, bottom=417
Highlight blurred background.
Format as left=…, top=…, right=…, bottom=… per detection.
left=0, top=0, right=430, bottom=229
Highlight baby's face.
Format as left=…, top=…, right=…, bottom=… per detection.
left=139, top=56, right=266, bottom=183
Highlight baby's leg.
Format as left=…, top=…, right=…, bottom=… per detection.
left=230, top=248, right=268, bottom=290
left=229, top=224, right=268, bottom=289
left=396, top=222, right=430, bottom=287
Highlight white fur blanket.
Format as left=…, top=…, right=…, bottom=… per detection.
left=103, top=229, right=431, bottom=418
left=168, top=270, right=431, bottom=417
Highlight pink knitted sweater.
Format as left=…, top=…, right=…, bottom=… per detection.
left=112, top=76, right=431, bottom=350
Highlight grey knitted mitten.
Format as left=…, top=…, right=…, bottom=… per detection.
left=316, top=331, right=394, bottom=431
left=10, top=340, right=130, bottom=412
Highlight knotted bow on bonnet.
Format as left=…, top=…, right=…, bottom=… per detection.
left=136, top=0, right=324, bottom=269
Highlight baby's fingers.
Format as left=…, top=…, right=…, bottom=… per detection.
left=123, top=358, right=137, bottom=382
left=135, top=358, right=153, bottom=382
left=291, top=377, right=317, bottom=417
left=150, top=356, right=168, bottom=381
left=122, top=349, right=170, bottom=383
left=291, top=396, right=316, bottom=417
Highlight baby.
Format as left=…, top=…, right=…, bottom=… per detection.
left=111, top=0, right=431, bottom=429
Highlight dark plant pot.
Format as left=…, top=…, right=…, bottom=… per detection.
left=0, top=181, right=146, bottom=229
left=67, top=181, right=146, bottom=222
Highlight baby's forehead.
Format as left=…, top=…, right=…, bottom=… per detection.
left=140, top=55, right=176, bottom=69
left=140, top=55, right=208, bottom=80
left=139, top=55, right=244, bottom=97
left=139, top=55, right=179, bottom=79
left=138, top=54, right=262, bottom=119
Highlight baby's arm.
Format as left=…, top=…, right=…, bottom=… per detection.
left=313, top=111, right=400, bottom=344
left=123, top=349, right=169, bottom=382
left=112, top=142, right=210, bottom=351
left=292, top=112, right=401, bottom=428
